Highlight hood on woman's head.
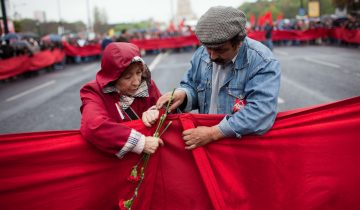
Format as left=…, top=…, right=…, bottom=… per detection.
left=96, top=42, right=143, bottom=89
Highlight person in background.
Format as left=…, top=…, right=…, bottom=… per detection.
left=116, top=29, right=131, bottom=42
left=154, top=6, right=281, bottom=150
left=101, top=34, right=113, bottom=50
left=264, top=20, right=274, bottom=51
left=80, top=42, right=163, bottom=158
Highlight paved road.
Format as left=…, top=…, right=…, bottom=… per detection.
left=0, top=45, right=359, bottom=134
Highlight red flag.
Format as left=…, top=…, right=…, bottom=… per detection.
left=258, top=11, right=273, bottom=26
left=167, top=21, right=176, bottom=33
left=178, top=19, right=185, bottom=31
left=263, top=11, right=273, bottom=25
left=249, top=14, right=256, bottom=26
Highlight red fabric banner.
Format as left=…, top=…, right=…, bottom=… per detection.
left=130, top=28, right=360, bottom=50
left=131, top=34, right=199, bottom=50
left=330, top=28, right=360, bottom=44
left=0, top=49, right=64, bottom=80
left=248, top=29, right=330, bottom=42
left=62, top=42, right=102, bottom=57
left=0, top=55, right=30, bottom=80
left=1, top=96, right=360, bottom=209
left=28, top=50, right=55, bottom=71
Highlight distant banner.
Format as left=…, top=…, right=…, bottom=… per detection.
left=62, top=42, right=102, bottom=57
left=131, top=28, right=360, bottom=50
left=131, top=34, right=199, bottom=50
left=249, top=28, right=358, bottom=42
left=330, top=28, right=360, bottom=44
left=1, top=96, right=360, bottom=209
left=247, top=28, right=331, bottom=41
left=0, top=49, right=65, bottom=80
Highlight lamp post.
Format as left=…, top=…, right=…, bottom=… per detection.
left=0, top=0, right=9, bottom=34
left=57, top=0, right=64, bottom=35
left=86, top=0, right=92, bottom=33
left=170, top=0, right=174, bottom=21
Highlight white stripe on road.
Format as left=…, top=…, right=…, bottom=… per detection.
left=282, top=75, right=334, bottom=103
left=303, top=57, right=340, bottom=69
left=148, top=52, right=169, bottom=71
left=6, top=80, right=56, bottom=102
left=278, top=97, right=285, bottom=104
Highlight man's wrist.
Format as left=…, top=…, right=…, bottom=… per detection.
left=210, top=125, right=224, bottom=141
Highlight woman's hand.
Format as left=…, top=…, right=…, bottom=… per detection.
left=156, top=90, right=186, bottom=112
left=142, top=106, right=160, bottom=127
left=143, top=137, right=164, bottom=154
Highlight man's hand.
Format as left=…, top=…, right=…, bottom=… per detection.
left=156, top=90, right=186, bottom=112
left=143, top=137, right=164, bottom=154
left=142, top=106, right=159, bottom=127
left=182, top=126, right=224, bottom=150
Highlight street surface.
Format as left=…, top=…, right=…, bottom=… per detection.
left=0, top=45, right=359, bottom=134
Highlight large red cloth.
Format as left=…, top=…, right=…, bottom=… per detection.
left=0, top=55, right=30, bottom=80
left=1, top=96, right=360, bottom=210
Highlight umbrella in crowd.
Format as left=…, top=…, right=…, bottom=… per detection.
left=20, top=32, right=39, bottom=39
left=0, top=33, right=21, bottom=41
left=41, top=34, right=62, bottom=42
left=10, top=40, right=31, bottom=48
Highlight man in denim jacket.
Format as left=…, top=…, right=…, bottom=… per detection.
left=155, top=6, right=281, bottom=150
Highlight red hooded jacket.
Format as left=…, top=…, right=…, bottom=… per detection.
left=80, top=42, right=161, bottom=156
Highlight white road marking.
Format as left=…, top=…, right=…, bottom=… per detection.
left=278, top=97, right=285, bottom=104
left=282, top=75, right=334, bottom=103
left=303, top=57, right=340, bottom=69
left=148, top=52, right=169, bottom=71
left=6, top=80, right=56, bottom=102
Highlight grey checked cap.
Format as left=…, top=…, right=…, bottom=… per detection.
left=195, top=6, right=247, bottom=48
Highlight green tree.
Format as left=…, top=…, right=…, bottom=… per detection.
left=13, top=19, right=86, bottom=36
left=332, top=0, right=360, bottom=12
left=113, top=20, right=152, bottom=34
left=240, top=0, right=335, bottom=21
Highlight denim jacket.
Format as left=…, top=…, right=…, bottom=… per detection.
left=178, top=37, right=281, bottom=138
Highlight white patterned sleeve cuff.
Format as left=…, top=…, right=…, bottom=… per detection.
left=132, top=134, right=145, bottom=154
left=115, top=129, right=144, bottom=159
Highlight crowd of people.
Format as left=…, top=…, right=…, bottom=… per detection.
left=1, top=11, right=359, bottom=82
left=0, top=34, right=63, bottom=59
left=252, top=13, right=360, bottom=48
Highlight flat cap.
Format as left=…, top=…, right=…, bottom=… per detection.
left=195, top=6, right=247, bottom=47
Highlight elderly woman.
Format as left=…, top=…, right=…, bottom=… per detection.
left=80, top=42, right=162, bottom=158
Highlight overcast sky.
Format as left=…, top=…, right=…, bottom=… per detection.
left=9, top=0, right=250, bottom=24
